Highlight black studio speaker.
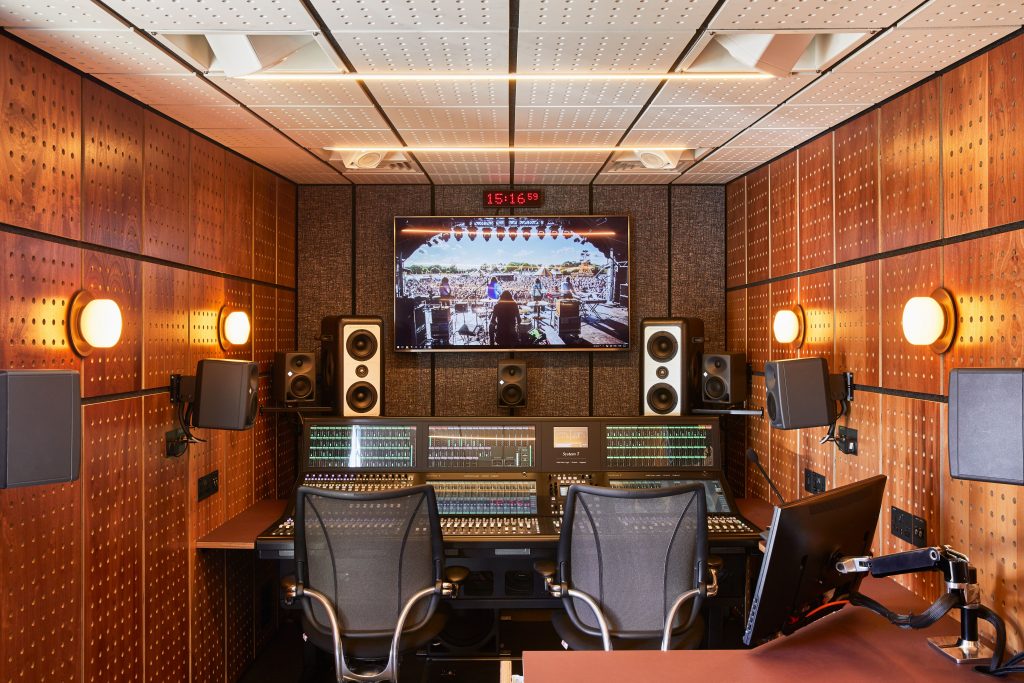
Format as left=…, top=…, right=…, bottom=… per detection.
left=764, top=357, right=838, bottom=430
left=701, top=352, right=747, bottom=406
left=193, top=359, right=259, bottom=431
left=320, top=316, right=383, bottom=417
left=642, top=318, right=704, bottom=416
left=0, top=370, right=81, bottom=488
left=273, top=352, right=316, bottom=404
left=497, top=360, right=527, bottom=408
left=949, top=368, right=1024, bottom=485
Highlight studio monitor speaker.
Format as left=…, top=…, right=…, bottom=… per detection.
left=193, top=359, right=260, bottom=430
left=764, top=357, right=837, bottom=430
left=949, top=368, right=1024, bottom=485
left=702, top=352, right=747, bottom=406
left=642, top=318, right=704, bottom=416
left=273, top=352, right=316, bottom=404
left=498, top=360, right=527, bottom=408
left=0, top=370, right=81, bottom=488
left=320, top=316, right=383, bottom=416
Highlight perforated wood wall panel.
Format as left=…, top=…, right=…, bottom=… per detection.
left=745, top=284, right=769, bottom=372
left=798, top=431, right=833, bottom=501
left=83, top=81, right=143, bottom=252
left=83, top=399, right=143, bottom=683
left=190, top=136, right=226, bottom=272
left=834, top=111, right=879, bottom=262
left=834, top=393, right=882, bottom=548
left=769, top=278, right=799, bottom=363
left=880, top=249, right=943, bottom=394
left=880, top=80, right=941, bottom=250
left=834, top=262, right=880, bottom=386
left=0, top=233, right=81, bottom=371
left=253, top=167, right=277, bottom=283
left=143, top=111, right=189, bottom=263
left=745, top=375, right=770, bottom=502
left=82, top=251, right=142, bottom=397
left=987, top=36, right=1024, bottom=228
left=726, top=288, right=745, bottom=354
left=276, top=288, right=295, bottom=353
left=226, top=424, right=255, bottom=519
left=745, top=167, right=770, bottom=282
left=225, top=553, right=255, bottom=682
left=0, top=36, right=80, bottom=238
left=943, top=55, right=989, bottom=237
left=224, top=153, right=254, bottom=279
left=189, top=272, right=225, bottom=369
left=798, top=134, right=834, bottom=270
left=798, top=270, right=834, bottom=365
left=276, top=415, right=296, bottom=500
left=769, top=417, right=799, bottom=504
left=142, top=262, right=188, bottom=389
left=223, top=280, right=253, bottom=362
left=253, top=284, right=277, bottom=375
left=968, top=477, right=1021, bottom=647
left=190, top=551, right=226, bottom=683
left=725, top=179, right=746, bottom=288
left=142, top=395, right=188, bottom=683
left=276, top=178, right=297, bottom=287
left=769, top=152, right=798, bottom=278
left=254, top=375, right=276, bottom=501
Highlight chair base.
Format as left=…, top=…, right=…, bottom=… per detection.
left=552, top=611, right=705, bottom=651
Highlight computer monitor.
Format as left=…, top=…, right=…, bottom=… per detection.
left=743, top=474, right=887, bottom=647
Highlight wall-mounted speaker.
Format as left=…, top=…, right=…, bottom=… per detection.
left=764, top=357, right=837, bottom=430
left=193, top=359, right=260, bottom=430
left=641, top=318, right=704, bottom=416
left=497, top=360, right=527, bottom=408
left=701, top=352, right=747, bottom=406
left=949, top=368, right=1024, bottom=485
left=320, top=316, right=384, bottom=416
left=273, top=352, right=316, bottom=404
left=1, top=370, right=81, bottom=488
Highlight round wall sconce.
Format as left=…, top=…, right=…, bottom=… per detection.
left=902, top=287, right=956, bottom=354
left=219, top=307, right=251, bottom=350
left=773, top=305, right=805, bottom=347
left=69, top=290, right=123, bottom=357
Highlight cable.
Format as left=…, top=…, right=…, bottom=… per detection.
left=819, top=400, right=849, bottom=445
left=973, top=604, right=1013, bottom=677
left=801, top=600, right=850, bottom=621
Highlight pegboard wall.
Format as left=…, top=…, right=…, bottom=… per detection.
left=797, top=134, right=834, bottom=270
left=0, top=32, right=297, bottom=683
left=725, top=33, right=1024, bottom=649
left=768, top=151, right=798, bottom=278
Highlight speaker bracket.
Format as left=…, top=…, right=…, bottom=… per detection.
left=830, top=372, right=854, bottom=404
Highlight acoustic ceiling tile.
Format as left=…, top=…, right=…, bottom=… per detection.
left=208, top=77, right=372, bottom=107
left=730, top=127, right=822, bottom=147
left=703, top=145, right=788, bottom=162
left=7, top=28, right=186, bottom=74
left=517, top=79, right=658, bottom=107
left=632, top=105, right=773, bottom=130
left=369, top=80, right=507, bottom=107
left=0, top=1, right=125, bottom=29
left=620, top=128, right=737, bottom=147
left=901, top=1, right=1024, bottom=28
left=512, top=173, right=599, bottom=184
left=653, top=73, right=817, bottom=105
left=837, top=26, right=1017, bottom=72
left=386, top=106, right=508, bottom=130
left=430, top=172, right=510, bottom=184
left=315, top=0, right=507, bottom=31
left=154, top=104, right=268, bottom=129
left=520, top=0, right=719, bottom=31
left=673, top=172, right=737, bottom=184
left=754, top=103, right=867, bottom=129
left=518, top=151, right=610, bottom=163
left=344, top=171, right=429, bottom=184
left=197, top=128, right=298, bottom=149
left=416, top=152, right=509, bottom=165
left=100, top=0, right=316, bottom=30
left=789, top=70, right=929, bottom=105
left=250, top=105, right=390, bottom=130
left=514, top=161, right=605, bottom=175
left=288, top=171, right=352, bottom=185
left=285, top=128, right=402, bottom=148
left=593, top=171, right=680, bottom=184
left=518, top=30, right=694, bottom=72
left=421, top=161, right=509, bottom=175
left=516, top=129, right=624, bottom=146
left=332, top=31, right=507, bottom=72
left=401, top=129, right=510, bottom=146
left=96, top=73, right=233, bottom=106
left=515, top=106, right=641, bottom=130
left=690, top=159, right=763, bottom=175
left=709, top=0, right=923, bottom=30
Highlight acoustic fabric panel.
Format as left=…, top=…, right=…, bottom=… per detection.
left=745, top=167, right=770, bottom=282
left=143, top=112, right=190, bottom=263
left=276, top=179, right=297, bottom=288
left=942, top=55, right=989, bottom=237
left=798, top=134, right=834, bottom=270
left=834, top=111, right=879, bottom=262
left=82, top=251, right=142, bottom=397
left=142, top=263, right=189, bottom=390
left=987, top=36, right=1024, bottom=228
left=726, top=179, right=746, bottom=288
left=769, top=152, right=798, bottom=278
left=671, top=186, right=726, bottom=353
left=189, top=136, right=226, bottom=272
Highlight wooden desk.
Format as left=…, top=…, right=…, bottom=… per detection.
left=196, top=499, right=287, bottom=549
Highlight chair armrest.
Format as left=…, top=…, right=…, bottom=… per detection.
left=443, top=565, right=470, bottom=597
left=533, top=560, right=561, bottom=597
left=564, top=587, right=613, bottom=651
left=707, top=555, right=723, bottom=598
left=661, top=588, right=701, bottom=651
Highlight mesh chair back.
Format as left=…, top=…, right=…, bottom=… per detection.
left=295, top=485, right=443, bottom=638
left=558, top=484, right=707, bottom=638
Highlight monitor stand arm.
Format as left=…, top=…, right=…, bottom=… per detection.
left=836, top=545, right=1002, bottom=668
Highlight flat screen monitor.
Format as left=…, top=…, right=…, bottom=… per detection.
left=394, top=216, right=630, bottom=351
left=743, top=474, right=887, bottom=647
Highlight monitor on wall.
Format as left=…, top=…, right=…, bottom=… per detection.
left=394, top=216, right=630, bottom=352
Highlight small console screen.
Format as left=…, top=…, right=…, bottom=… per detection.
left=604, top=424, right=715, bottom=469
left=427, top=425, right=535, bottom=469
left=306, top=424, right=416, bottom=470
left=552, top=426, right=589, bottom=449
left=609, top=479, right=732, bottom=514
left=432, top=480, right=538, bottom=515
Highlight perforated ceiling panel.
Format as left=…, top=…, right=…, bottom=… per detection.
left=288, top=129, right=400, bottom=149
left=388, top=106, right=507, bottom=130
left=518, top=30, right=693, bottom=72
left=369, top=79, right=506, bottom=108
left=632, top=105, right=772, bottom=131
left=516, top=129, right=622, bottom=145
left=198, top=128, right=304, bottom=150
left=315, top=0, right=507, bottom=30
left=400, top=128, right=509, bottom=146
left=675, top=171, right=741, bottom=184
left=516, top=105, right=640, bottom=131
left=704, top=145, right=789, bottom=162
left=754, top=104, right=868, bottom=130
left=902, top=1, right=1024, bottom=28
left=621, top=128, right=736, bottom=147
left=0, top=1, right=125, bottom=28
left=654, top=74, right=817, bottom=106
left=710, top=0, right=924, bottom=29
left=101, top=0, right=316, bottom=30
left=790, top=71, right=929, bottom=105
left=520, top=0, right=718, bottom=30
left=730, top=127, right=823, bottom=148
left=839, top=27, right=1017, bottom=72
left=7, top=28, right=185, bottom=74
left=594, top=171, right=680, bottom=184
left=207, top=78, right=370, bottom=108
left=153, top=104, right=266, bottom=130
left=518, top=79, right=655, bottom=107
left=98, top=74, right=231, bottom=106
left=332, top=31, right=507, bottom=72
left=249, top=105, right=391, bottom=131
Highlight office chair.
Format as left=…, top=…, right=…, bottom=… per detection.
left=535, top=484, right=719, bottom=651
left=282, top=485, right=467, bottom=682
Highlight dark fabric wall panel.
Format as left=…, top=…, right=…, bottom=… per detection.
left=297, top=185, right=354, bottom=352
left=670, top=185, right=726, bottom=353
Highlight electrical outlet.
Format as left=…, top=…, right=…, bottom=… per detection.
left=890, top=506, right=926, bottom=547
left=837, top=426, right=858, bottom=455
left=198, top=470, right=219, bottom=502
left=803, top=468, right=826, bottom=495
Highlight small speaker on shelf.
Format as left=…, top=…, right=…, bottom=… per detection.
left=273, top=352, right=316, bottom=404
left=497, top=360, right=527, bottom=408
left=701, top=352, right=747, bottom=406
left=193, top=359, right=260, bottom=431
left=320, top=316, right=384, bottom=416
left=641, top=318, right=704, bottom=416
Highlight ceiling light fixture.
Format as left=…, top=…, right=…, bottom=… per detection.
left=323, top=146, right=697, bottom=154
left=241, top=71, right=775, bottom=82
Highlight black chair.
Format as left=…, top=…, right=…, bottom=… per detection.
left=282, top=485, right=467, bottom=682
left=536, top=483, right=718, bottom=651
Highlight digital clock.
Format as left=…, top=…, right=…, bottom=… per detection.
left=483, top=190, right=544, bottom=207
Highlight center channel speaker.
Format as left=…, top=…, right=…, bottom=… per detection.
left=273, top=352, right=316, bottom=404
left=497, top=360, right=527, bottom=408
left=701, top=352, right=747, bottom=406
left=320, top=315, right=383, bottom=416
left=642, top=318, right=704, bottom=416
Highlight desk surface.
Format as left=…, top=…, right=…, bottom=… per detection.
left=196, top=499, right=287, bottom=549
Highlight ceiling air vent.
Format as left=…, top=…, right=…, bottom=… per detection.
left=607, top=149, right=698, bottom=173
left=681, top=31, right=870, bottom=76
left=329, top=151, right=417, bottom=173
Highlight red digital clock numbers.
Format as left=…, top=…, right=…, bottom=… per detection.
left=483, top=190, right=544, bottom=207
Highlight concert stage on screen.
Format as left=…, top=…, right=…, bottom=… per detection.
left=394, top=216, right=630, bottom=352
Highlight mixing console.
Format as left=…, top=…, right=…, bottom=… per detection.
left=301, top=472, right=417, bottom=492
left=427, top=425, right=535, bottom=469
left=440, top=517, right=547, bottom=537
left=432, top=480, right=537, bottom=516
left=609, top=478, right=732, bottom=513
left=307, top=424, right=416, bottom=469
left=605, top=424, right=715, bottom=469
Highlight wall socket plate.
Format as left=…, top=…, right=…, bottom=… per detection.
left=891, top=506, right=927, bottom=547
left=198, top=470, right=219, bottom=502
left=837, top=426, right=858, bottom=455
left=803, top=468, right=827, bottom=495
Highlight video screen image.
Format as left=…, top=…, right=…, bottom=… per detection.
left=394, top=216, right=629, bottom=351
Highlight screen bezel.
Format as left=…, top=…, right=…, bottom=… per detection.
left=393, top=214, right=632, bottom=353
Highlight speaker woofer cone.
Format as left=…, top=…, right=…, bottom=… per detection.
left=346, top=329, right=378, bottom=361
left=647, top=332, right=678, bottom=362
left=291, top=375, right=313, bottom=400
left=346, top=381, right=378, bottom=413
left=500, top=384, right=524, bottom=406
left=646, top=383, right=678, bottom=415
left=704, top=376, right=727, bottom=401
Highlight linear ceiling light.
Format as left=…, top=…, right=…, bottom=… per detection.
left=324, top=146, right=697, bottom=154
left=242, top=71, right=774, bottom=82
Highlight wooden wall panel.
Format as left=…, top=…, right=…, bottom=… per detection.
left=726, top=289, right=746, bottom=354
left=880, top=80, right=941, bottom=250
left=769, top=416, right=799, bottom=504
left=969, top=477, right=1023, bottom=649
left=798, top=433, right=833, bottom=500
left=726, top=178, right=746, bottom=288
left=189, top=272, right=225, bottom=369
left=143, top=112, right=189, bottom=263
left=225, top=553, right=255, bottom=682
left=225, top=427, right=254, bottom=519
left=253, top=167, right=277, bottom=283
left=943, top=54, right=989, bottom=237
left=834, top=261, right=880, bottom=386
left=880, top=249, right=943, bottom=394
left=142, top=395, right=189, bottom=683
left=798, top=270, right=834, bottom=365
left=746, top=284, right=770, bottom=372
left=83, top=81, right=143, bottom=252
left=834, top=111, right=879, bottom=261
left=224, top=153, right=254, bottom=279
left=277, top=288, right=295, bottom=353
left=223, top=280, right=253, bottom=362
left=769, top=151, right=798, bottom=278
left=987, top=35, right=1024, bottom=228
left=189, top=136, right=226, bottom=272
left=834, top=392, right=883, bottom=554
left=142, top=263, right=189, bottom=389
left=83, top=399, right=143, bottom=683
left=276, top=179, right=297, bottom=288
left=769, top=278, right=799, bottom=363
left=745, top=167, right=770, bottom=282
left=254, top=375, right=276, bottom=501
left=253, top=284, right=277, bottom=376
left=745, top=375, right=771, bottom=502
left=190, top=551, right=225, bottom=683
left=0, top=36, right=80, bottom=238
left=82, top=251, right=142, bottom=397
left=276, top=415, right=296, bottom=500
left=798, top=134, right=834, bottom=270
left=0, top=233, right=81, bottom=372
